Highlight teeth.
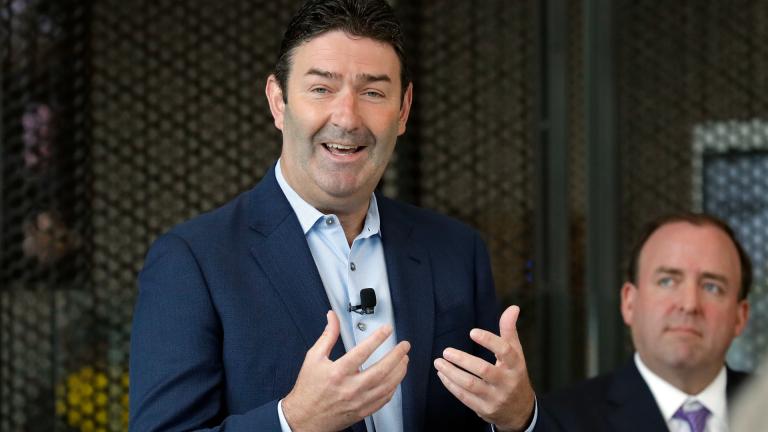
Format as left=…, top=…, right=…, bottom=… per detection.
left=326, top=143, right=358, bottom=151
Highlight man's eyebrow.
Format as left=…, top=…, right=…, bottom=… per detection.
left=700, top=272, right=729, bottom=285
left=304, top=68, right=392, bottom=84
left=357, top=73, right=391, bottom=84
left=306, top=68, right=340, bottom=80
left=654, top=267, right=684, bottom=277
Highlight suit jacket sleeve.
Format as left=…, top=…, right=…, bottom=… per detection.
left=129, top=233, right=282, bottom=431
left=473, top=232, right=501, bottom=351
left=533, top=404, right=566, bottom=432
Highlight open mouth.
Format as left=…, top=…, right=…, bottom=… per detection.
left=323, top=143, right=365, bottom=155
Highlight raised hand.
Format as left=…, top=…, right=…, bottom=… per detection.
left=282, top=310, right=411, bottom=432
left=434, top=305, right=535, bottom=432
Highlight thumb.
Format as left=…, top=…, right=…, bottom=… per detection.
left=312, top=310, right=340, bottom=358
left=499, top=305, right=520, bottom=343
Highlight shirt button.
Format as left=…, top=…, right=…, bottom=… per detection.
left=326, top=217, right=334, bottom=225
left=357, top=322, right=367, bottom=331
left=350, top=262, right=356, bottom=271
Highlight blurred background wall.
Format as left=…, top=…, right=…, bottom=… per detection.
left=1, top=0, right=767, bottom=430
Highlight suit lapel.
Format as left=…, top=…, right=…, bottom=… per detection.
left=726, top=367, right=749, bottom=412
left=247, top=168, right=363, bottom=432
left=606, top=360, right=668, bottom=432
left=379, top=196, right=435, bottom=432
left=247, top=167, right=346, bottom=361
left=605, top=361, right=750, bottom=432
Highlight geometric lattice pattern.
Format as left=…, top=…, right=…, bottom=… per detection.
left=90, top=0, right=297, bottom=429
left=566, top=0, right=588, bottom=378
left=693, top=121, right=768, bottom=371
left=391, top=0, right=540, bottom=376
left=2, top=0, right=301, bottom=430
left=89, top=5, right=293, bottom=428
left=702, top=148, right=768, bottom=370
left=7, top=1, right=768, bottom=429
left=2, top=0, right=93, bottom=430
left=2, top=1, right=540, bottom=430
left=5, top=1, right=768, bottom=429
left=412, top=0, right=537, bottom=323
left=618, top=2, right=768, bottom=370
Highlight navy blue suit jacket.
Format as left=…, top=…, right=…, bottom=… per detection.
left=536, top=359, right=749, bottom=432
left=129, top=166, right=500, bottom=431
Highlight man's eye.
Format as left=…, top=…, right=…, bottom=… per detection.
left=703, top=282, right=724, bottom=295
left=363, top=91, right=384, bottom=98
left=658, top=277, right=674, bottom=287
left=311, top=87, right=330, bottom=94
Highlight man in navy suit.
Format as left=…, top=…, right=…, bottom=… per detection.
left=129, top=1, right=537, bottom=431
left=538, top=213, right=752, bottom=432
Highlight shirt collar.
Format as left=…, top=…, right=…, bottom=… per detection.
left=634, top=353, right=728, bottom=424
left=275, top=159, right=381, bottom=239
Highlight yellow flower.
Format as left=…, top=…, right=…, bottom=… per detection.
left=67, top=411, right=81, bottom=427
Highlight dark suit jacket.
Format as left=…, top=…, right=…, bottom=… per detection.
left=536, top=359, right=750, bottom=432
left=129, top=166, right=500, bottom=431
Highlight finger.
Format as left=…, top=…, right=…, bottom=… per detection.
left=436, top=369, right=488, bottom=415
left=441, top=348, right=499, bottom=383
left=358, top=341, right=410, bottom=388
left=499, top=305, right=520, bottom=343
left=366, top=352, right=409, bottom=402
left=311, top=310, right=341, bottom=358
left=433, top=357, right=491, bottom=398
left=360, top=355, right=409, bottom=416
left=469, top=328, right=520, bottom=367
left=336, top=324, right=393, bottom=371
left=366, top=341, right=411, bottom=375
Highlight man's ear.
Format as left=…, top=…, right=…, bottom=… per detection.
left=620, top=282, right=637, bottom=326
left=266, top=75, right=286, bottom=131
left=733, top=299, right=750, bottom=338
left=397, top=82, right=413, bottom=135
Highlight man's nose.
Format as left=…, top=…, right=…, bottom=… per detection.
left=678, top=280, right=702, bottom=313
left=330, top=90, right=361, bottom=132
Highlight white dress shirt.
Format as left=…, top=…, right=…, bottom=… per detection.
left=275, top=160, right=402, bottom=432
left=635, top=353, right=729, bottom=432
left=273, top=160, right=537, bottom=432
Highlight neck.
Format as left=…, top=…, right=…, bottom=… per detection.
left=278, top=159, right=374, bottom=246
left=321, top=203, right=369, bottom=246
left=640, top=353, right=722, bottom=395
left=665, top=369, right=719, bottom=395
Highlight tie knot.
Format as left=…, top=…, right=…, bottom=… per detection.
left=673, top=401, right=711, bottom=432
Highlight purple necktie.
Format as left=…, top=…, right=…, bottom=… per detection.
left=673, top=402, right=711, bottom=432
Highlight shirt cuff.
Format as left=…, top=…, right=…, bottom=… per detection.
left=277, top=399, right=294, bottom=432
left=491, top=397, right=538, bottom=432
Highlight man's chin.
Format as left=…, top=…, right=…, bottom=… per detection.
left=663, top=347, right=704, bottom=369
left=317, top=175, right=376, bottom=198
left=311, top=184, right=371, bottom=210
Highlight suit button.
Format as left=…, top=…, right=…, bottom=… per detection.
left=356, top=322, right=367, bottom=331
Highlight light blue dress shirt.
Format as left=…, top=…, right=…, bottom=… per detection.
left=275, top=160, right=402, bottom=432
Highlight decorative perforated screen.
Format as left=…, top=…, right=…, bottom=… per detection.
left=4, top=0, right=768, bottom=430
left=1, top=1, right=539, bottom=430
left=617, top=1, right=768, bottom=372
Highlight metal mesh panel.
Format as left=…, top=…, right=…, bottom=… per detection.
left=567, top=0, right=587, bottom=375
left=412, top=0, right=539, bottom=367
left=88, top=1, right=298, bottom=430
left=617, top=1, right=768, bottom=370
left=2, top=0, right=300, bottom=430
left=1, top=0, right=541, bottom=429
left=2, top=1, right=92, bottom=430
